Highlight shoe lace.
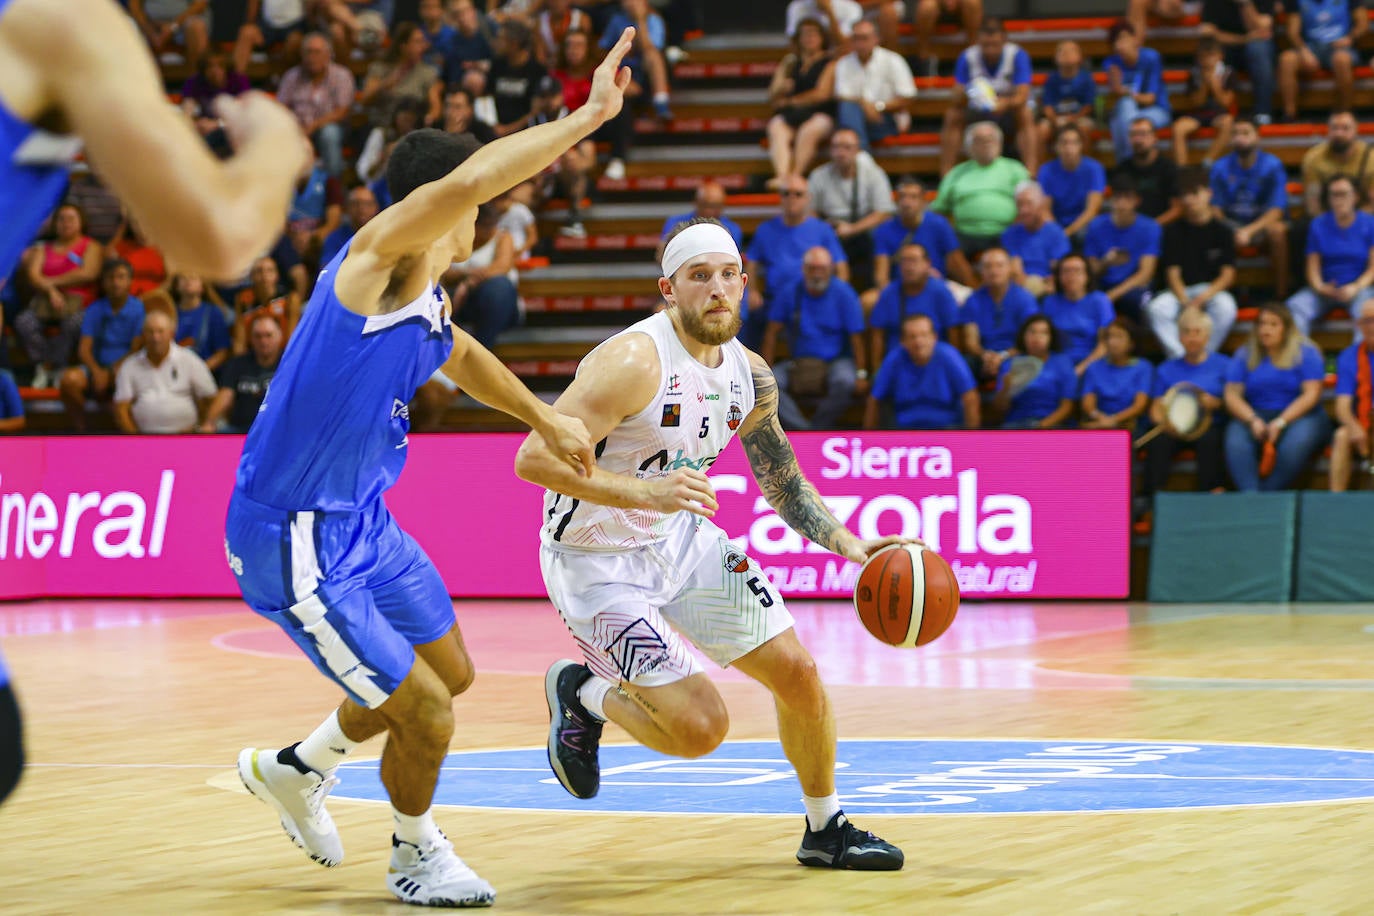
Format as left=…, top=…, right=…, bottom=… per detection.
left=302, top=773, right=339, bottom=818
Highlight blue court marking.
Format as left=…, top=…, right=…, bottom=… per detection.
left=331, top=739, right=1374, bottom=816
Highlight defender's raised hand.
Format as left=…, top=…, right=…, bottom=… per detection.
left=584, top=27, right=637, bottom=127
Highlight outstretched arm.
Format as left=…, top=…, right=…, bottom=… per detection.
left=438, top=326, right=594, bottom=476
left=737, top=350, right=909, bottom=562
left=354, top=28, right=637, bottom=263
left=8, top=0, right=309, bottom=279
left=514, top=332, right=719, bottom=513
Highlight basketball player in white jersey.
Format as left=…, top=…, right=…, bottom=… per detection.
left=514, top=218, right=907, bottom=870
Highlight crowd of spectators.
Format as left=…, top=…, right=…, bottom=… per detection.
left=0, top=0, right=697, bottom=436
left=3, top=2, right=1373, bottom=502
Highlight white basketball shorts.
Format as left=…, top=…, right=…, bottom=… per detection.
left=539, top=514, right=795, bottom=687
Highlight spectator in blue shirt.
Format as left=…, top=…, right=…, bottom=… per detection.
left=869, top=243, right=964, bottom=364
left=442, top=0, right=495, bottom=98
left=1210, top=119, right=1292, bottom=297
left=761, top=246, right=867, bottom=430
left=1329, top=299, right=1374, bottom=491
left=418, top=0, right=457, bottom=69
left=1081, top=317, right=1152, bottom=431
left=865, top=314, right=980, bottom=430
left=1036, top=41, right=1097, bottom=164
left=1278, top=0, right=1360, bottom=121
left=961, top=246, right=1039, bottom=378
left=1002, top=181, right=1070, bottom=297
left=1039, top=253, right=1114, bottom=371
left=869, top=177, right=973, bottom=311
left=1142, top=308, right=1231, bottom=496
left=1286, top=175, right=1374, bottom=335
left=1037, top=124, right=1106, bottom=242
left=171, top=274, right=231, bottom=373
left=744, top=175, right=849, bottom=347
left=321, top=185, right=381, bottom=266
left=995, top=314, right=1078, bottom=427
left=1083, top=173, right=1162, bottom=321
left=601, top=0, right=674, bottom=121
left=1103, top=21, right=1171, bottom=163
left=657, top=181, right=745, bottom=264
left=0, top=368, right=23, bottom=433
left=58, top=258, right=145, bottom=432
left=1224, top=303, right=1331, bottom=490
left=940, top=17, right=1038, bottom=175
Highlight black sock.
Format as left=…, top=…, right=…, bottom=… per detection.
left=277, top=743, right=313, bottom=775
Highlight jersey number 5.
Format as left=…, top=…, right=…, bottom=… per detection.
left=698, top=417, right=710, bottom=439
left=747, top=575, right=774, bottom=607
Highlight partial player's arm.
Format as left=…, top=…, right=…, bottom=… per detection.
left=354, top=29, right=638, bottom=263
left=4, top=0, right=309, bottom=279
left=437, top=326, right=596, bottom=476
left=737, top=350, right=908, bottom=563
left=513, top=333, right=718, bottom=513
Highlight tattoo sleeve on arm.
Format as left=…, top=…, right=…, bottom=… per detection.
left=739, top=358, right=847, bottom=553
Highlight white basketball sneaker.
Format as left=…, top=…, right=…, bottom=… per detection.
left=388, top=832, right=496, bottom=908
left=237, top=747, right=344, bottom=867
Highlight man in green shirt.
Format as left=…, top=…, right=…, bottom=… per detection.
left=932, top=121, right=1028, bottom=254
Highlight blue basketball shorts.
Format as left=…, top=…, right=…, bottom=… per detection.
left=224, top=490, right=454, bottom=709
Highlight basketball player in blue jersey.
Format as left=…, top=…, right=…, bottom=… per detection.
left=515, top=218, right=910, bottom=871
left=0, top=0, right=311, bottom=807
left=227, top=30, right=639, bottom=909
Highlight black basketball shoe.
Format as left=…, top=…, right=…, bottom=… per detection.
left=544, top=659, right=603, bottom=799
left=796, top=812, right=905, bottom=871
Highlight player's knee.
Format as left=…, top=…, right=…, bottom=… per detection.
left=772, top=652, right=826, bottom=713
left=446, top=654, right=476, bottom=698
left=674, top=707, right=729, bottom=758
left=402, top=683, right=456, bottom=745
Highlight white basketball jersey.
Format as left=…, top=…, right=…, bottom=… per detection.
left=541, top=311, right=756, bottom=551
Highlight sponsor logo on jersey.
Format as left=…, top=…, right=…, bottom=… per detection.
left=723, top=548, right=750, bottom=574
left=661, top=403, right=681, bottom=427
left=667, top=373, right=682, bottom=394
left=696, top=392, right=720, bottom=402
left=727, top=403, right=744, bottom=430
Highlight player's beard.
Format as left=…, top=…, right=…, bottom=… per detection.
left=677, top=299, right=742, bottom=346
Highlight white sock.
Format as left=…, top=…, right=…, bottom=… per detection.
left=393, top=808, right=442, bottom=847
left=577, top=676, right=613, bottom=721
left=653, top=92, right=670, bottom=105
left=295, top=709, right=358, bottom=774
left=803, top=793, right=841, bottom=831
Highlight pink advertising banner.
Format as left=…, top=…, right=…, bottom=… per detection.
left=0, top=431, right=1130, bottom=601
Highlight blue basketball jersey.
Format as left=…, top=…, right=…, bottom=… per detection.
left=234, top=243, right=454, bottom=511
left=0, top=0, right=81, bottom=281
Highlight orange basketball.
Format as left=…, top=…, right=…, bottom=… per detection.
left=853, top=544, right=961, bottom=647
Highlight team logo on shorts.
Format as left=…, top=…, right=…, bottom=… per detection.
left=661, top=404, right=681, bottom=427
left=607, top=618, right=672, bottom=681
left=723, top=548, right=750, bottom=574
left=726, top=403, right=743, bottom=430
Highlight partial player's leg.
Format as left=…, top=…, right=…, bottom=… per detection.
left=665, top=527, right=903, bottom=871
left=0, top=659, right=23, bottom=805
left=540, top=541, right=730, bottom=797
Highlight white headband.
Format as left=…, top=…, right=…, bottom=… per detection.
left=661, top=222, right=741, bottom=280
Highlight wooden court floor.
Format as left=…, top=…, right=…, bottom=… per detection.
left=4, top=597, right=1374, bottom=915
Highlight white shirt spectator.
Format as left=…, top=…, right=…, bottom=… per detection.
left=786, top=0, right=864, bottom=36
left=497, top=201, right=536, bottom=252
left=808, top=152, right=896, bottom=223
left=114, top=344, right=217, bottom=433
left=834, top=46, right=917, bottom=131
left=263, top=0, right=306, bottom=29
